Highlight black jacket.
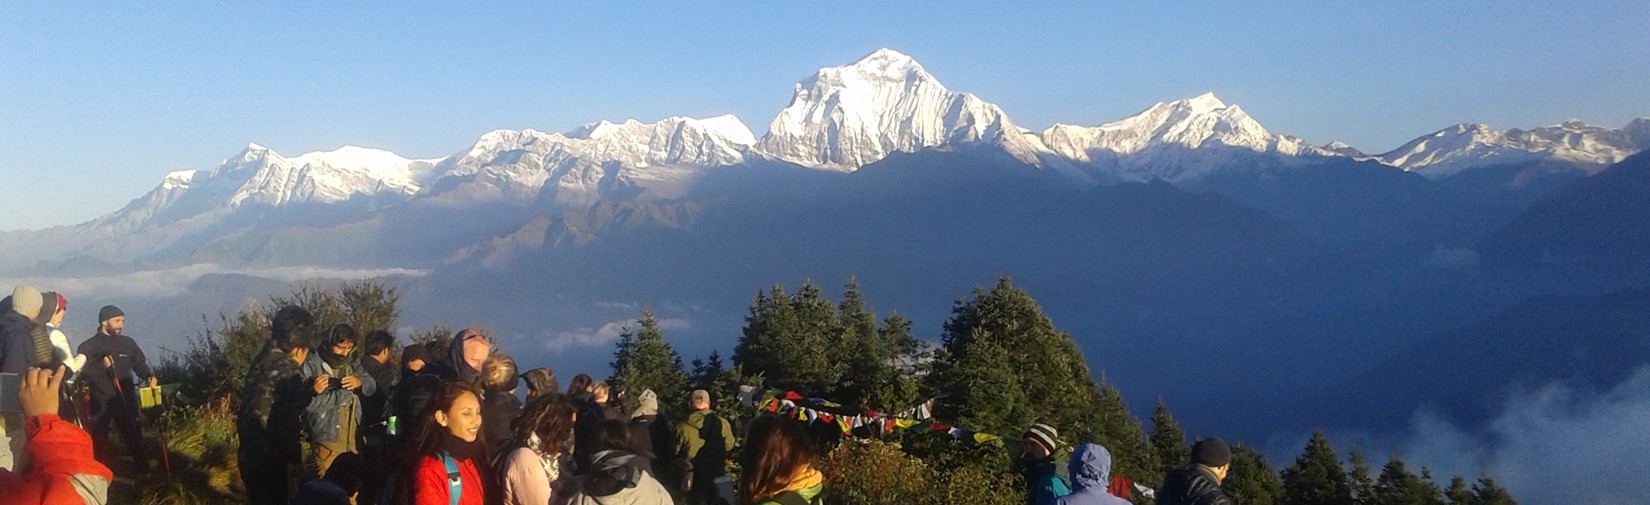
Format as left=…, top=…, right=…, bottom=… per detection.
left=481, top=389, right=523, bottom=449
left=1157, top=466, right=1234, bottom=505
left=0, top=310, right=38, bottom=374
left=76, top=331, right=155, bottom=400
left=235, top=348, right=311, bottom=463
left=360, top=356, right=396, bottom=428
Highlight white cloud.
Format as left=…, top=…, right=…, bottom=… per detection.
left=541, top=317, right=691, bottom=351
left=1396, top=366, right=1650, bottom=505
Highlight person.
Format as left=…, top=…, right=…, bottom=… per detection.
left=628, top=389, right=678, bottom=500
left=358, top=330, right=398, bottom=505
left=35, top=293, right=86, bottom=375
left=479, top=353, right=523, bottom=450
left=0, top=285, right=46, bottom=471
left=0, top=365, right=114, bottom=505
left=737, top=414, right=822, bottom=505
left=497, top=393, right=576, bottom=505
left=591, top=382, right=625, bottom=420
left=291, top=451, right=368, bottom=505
left=570, top=375, right=605, bottom=473
left=566, top=374, right=593, bottom=398
left=566, top=419, right=672, bottom=505
left=76, top=304, right=159, bottom=473
left=237, top=305, right=317, bottom=505
left=390, top=342, right=433, bottom=437
left=388, top=382, right=488, bottom=505
left=677, top=389, right=736, bottom=505
left=301, top=323, right=377, bottom=478
left=1053, top=443, right=1130, bottom=505
left=422, top=328, right=491, bottom=387
left=1155, top=438, right=1234, bottom=505
left=1021, top=422, right=1071, bottom=505
left=521, top=368, right=557, bottom=399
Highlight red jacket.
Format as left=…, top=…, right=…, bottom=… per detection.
left=412, top=453, right=484, bottom=505
left=0, top=413, right=115, bottom=505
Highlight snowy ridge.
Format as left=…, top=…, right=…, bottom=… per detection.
left=428, top=115, right=756, bottom=206
left=1381, top=118, right=1650, bottom=178
left=756, top=48, right=1043, bottom=170
left=1037, top=92, right=1333, bottom=181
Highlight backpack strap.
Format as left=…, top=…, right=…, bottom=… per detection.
left=439, top=450, right=463, bottom=505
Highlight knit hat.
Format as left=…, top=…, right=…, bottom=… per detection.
left=690, top=389, right=710, bottom=405
left=99, top=305, right=125, bottom=323
left=1024, top=423, right=1059, bottom=454
left=633, top=389, right=659, bottom=417
left=1191, top=437, right=1232, bottom=467
left=33, top=292, right=63, bottom=324
left=10, top=285, right=42, bottom=317
left=401, top=342, right=431, bottom=365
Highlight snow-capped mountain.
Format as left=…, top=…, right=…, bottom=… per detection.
left=1381, top=118, right=1650, bottom=178
left=97, top=143, right=443, bottom=232
left=423, top=115, right=756, bottom=207
left=1037, top=92, right=1335, bottom=182
left=755, top=48, right=1044, bottom=170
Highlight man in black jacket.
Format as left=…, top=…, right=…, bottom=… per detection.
left=1156, top=438, right=1235, bottom=505
left=0, top=285, right=47, bottom=471
left=75, top=305, right=157, bottom=472
left=236, top=305, right=316, bottom=505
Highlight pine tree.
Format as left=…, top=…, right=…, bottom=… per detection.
left=733, top=281, right=844, bottom=394
left=1369, top=456, right=1444, bottom=505
left=1280, top=430, right=1353, bottom=505
left=837, top=277, right=887, bottom=407
left=1150, top=399, right=1190, bottom=476
left=1470, top=476, right=1516, bottom=505
left=609, top=307, right=690, bottom=419
left=1349, top=450, right=1376, bottom=505
left=1225, top=444, right=1285, bottom=505
left=865, top=312, right=921, bottom=411
left=1091, top=381, right=1157, bottom=484
left=1444, top=476, right=1472, bottom=505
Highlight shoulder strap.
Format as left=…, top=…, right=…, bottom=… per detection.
left=440, top=451, right=462, bottom=505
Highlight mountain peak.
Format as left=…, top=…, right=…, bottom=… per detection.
left=1178, top=92, right=1228, bottom=114
left=845, top=48, right=926, bottom=80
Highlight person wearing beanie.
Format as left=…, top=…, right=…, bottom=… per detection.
left=0, top=285, right=48, bottom=471
left=75, top=304, right=158, bottom=473
left=37, top=293, right=87, bottom=375
left=627, top=389, right=670, bottom=470
left=1020, top=422, right=1071, bottom=505
left=1155, top=438, right=1234, bottom=505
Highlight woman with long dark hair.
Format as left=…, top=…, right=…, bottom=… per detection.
left=389, top=381, right=488, bottom=505
left=499, top=392, right=577, bottom=505
left=738, top=414, right=823, bottom=505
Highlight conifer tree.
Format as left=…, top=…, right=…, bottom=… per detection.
left=865, top=312, right=921, bottom=411
left=837, top=277, right=887, bottom=407
left=1225, top=444, right=1285, bottom=505
left=1280, top=430, right=1353, bottom=505
left=609, top=307, right=690, bottom=419
left=1150, top=399, right=1190, bottom=475
left=1470, top=476, right=1516, bottom=505
left=1349, top=450, right=1376, bottom=505
left=1369, top=456, right=1443, bottom=505
left=1092, top=381, right=1158, bottom=484
left=733, top=281, right=844, bottom=394
left=1444, top=476, right=1472, bottom=505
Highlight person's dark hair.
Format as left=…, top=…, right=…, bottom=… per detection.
left=390, top=381, right=484, bottom=504
left=270, top=305, right=315, bottom=345
left=593, top=419, right=632, bottom=453
left=738, top=414, right=816, bottom=503
left=512, top=393, right=577, bottom=457
left=277, top=326, right=317, bottom=354
left=567, top=373, right=593, bottom=396
left=327, top=323, right=359, bottom=348
left=523, top=367, right=557, bottom=397
left=364, top=330, right=396, bottom=357
left=323, top=451, right=368, bottom=493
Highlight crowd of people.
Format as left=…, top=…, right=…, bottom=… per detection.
left=1, top=281, right=1233, bottom=505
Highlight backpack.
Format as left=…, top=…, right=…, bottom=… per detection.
left=380, top=451, right=463, bottom=505
left=490, top=438, right=529, bottom=498
left=692, top=413, right=727, bottom=469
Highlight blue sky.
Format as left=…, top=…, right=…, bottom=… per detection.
left=3, top=2, right=1647, bottom=230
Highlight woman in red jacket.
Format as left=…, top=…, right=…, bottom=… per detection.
left=389, top=381, right=488, bottom=505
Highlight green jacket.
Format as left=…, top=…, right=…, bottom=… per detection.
left=675, top=409, right=736, bottom=465
left=754, top=484, right=824, bottom=505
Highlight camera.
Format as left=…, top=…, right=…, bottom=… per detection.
left=328, top=376, right=344, bottom=390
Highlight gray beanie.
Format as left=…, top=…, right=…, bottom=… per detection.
left=633, top=389, right=659, bottom=418
left=10, top=285, right=42, bottom=318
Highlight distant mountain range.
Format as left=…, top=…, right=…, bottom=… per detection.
left=3, top=48, right=1645, bottom=442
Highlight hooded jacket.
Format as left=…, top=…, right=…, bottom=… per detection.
left=0, top=310, right=41, bottom=375
left=675, top=409, right=735, bottom=476
left=0, top=414, right=115, bottom=505
left=1156, top=466, right=1233, bottom=505
left=567, top=449, right=673, bottom=505
left=299, top=341, right=377, bottom=444
left=1054, top=444, right=1131, bottom=505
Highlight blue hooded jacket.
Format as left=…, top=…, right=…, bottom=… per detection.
left=1054, top=443, right=1131, bottom=505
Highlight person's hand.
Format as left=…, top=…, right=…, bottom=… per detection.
left=20, top=366, right=65, bottom=419
left=148, top=376, right=158, bottom=388
left=312, top=374, right=331, bottom=394
left=341, top=375, right=361, bottom=391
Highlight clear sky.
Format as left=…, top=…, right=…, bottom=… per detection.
left=4, top=1, right=1648, bottom=231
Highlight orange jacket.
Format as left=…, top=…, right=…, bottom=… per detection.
left=412, top=453, right=484, bottom=505
left=0, top=413, right=115, bottom=505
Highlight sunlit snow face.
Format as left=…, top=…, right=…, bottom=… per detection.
left=438, top=391, right=483, bottom=442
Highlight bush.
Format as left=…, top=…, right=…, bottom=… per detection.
left=138, top=401, right=243, bottom=505
left=820, top=438, right=930, bottom=505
